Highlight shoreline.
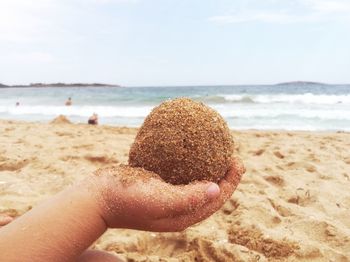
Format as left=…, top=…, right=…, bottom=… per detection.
left=1, top=118, right=349, bottom=134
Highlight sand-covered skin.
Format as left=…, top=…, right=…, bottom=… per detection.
left=1, top=119, right=350, bottom=261
left=129, top=98, right=234, bottom=185
left=93, top=165, right=163, bottom=186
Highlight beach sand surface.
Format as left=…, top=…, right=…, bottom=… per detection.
left=0, top=119, right=349, bottom=261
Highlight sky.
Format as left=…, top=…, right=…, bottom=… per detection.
left=1, top=0, right=350, bottom=86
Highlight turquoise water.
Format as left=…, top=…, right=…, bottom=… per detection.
left=1, top=84, right=350, bottom=130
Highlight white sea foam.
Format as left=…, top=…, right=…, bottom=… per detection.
left=215, top=107, right=350, bottom=120
left=215, top=93, right=350, bottom=105
left=0, top=105, right=153, bottom=118
left=1, top=104, right=349, bottom=122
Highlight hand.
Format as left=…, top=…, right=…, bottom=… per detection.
left=89, top=157, right=245, bottom=232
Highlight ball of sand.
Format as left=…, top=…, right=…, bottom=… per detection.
left=129, top=98, right=234, bottom=185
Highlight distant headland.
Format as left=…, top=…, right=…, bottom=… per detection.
left=0, top=83, right=120, bottom=88
left=276, top=81, right=327, bottom=86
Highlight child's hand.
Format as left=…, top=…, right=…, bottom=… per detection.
left=0, top=158, right=244, bottom=262
left=89, top=158, right=244, bottom=232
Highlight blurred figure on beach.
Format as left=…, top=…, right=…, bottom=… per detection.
left=15, top=102, right=20, bottom=106
left=65, top=97, right=72, bottom=106
left=88, top=113, right=98, bottom=125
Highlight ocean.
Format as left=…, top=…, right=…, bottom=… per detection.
left=1, top=84, right=350, bottom=131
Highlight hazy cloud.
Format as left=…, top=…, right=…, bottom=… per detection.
left=90, top=0, right=139, bottom=3
left=209, top=12, right=313, bottom=24
left=0, top=0, right=138, bottom=43
left=10, top=52, right=57, bottom=64
left=1, top=0, right=349, bottom=85
left=209, top=0, right=350, bottom=24
left=305, top=0, right=350, bottom=13
left=0, top=0, right=61, bottom=43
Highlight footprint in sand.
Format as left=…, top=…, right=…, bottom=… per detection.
left=72, top=144, right=95, bottom=150
left=222, top=198, right=240, bottom=215
left=189, top=238, right=240, bottom=262
left=0, top=158, right=31, bottom=172
left=227, top=225, right=299, bottom=259
left=287, top=161, right=296, bottom=167
left=286, top=188, right=316, bottom=207
left=84, top=154, right=119, bottom=164
left=344, top=158, right=350, bottom=165
left=104, top=233, right=188, bottom=259
left=55, top=131, right=75, bottom=138
left=286, top=161, right=318, bottom=173
left=308, top=153, right=320, bottom=163
left=264, top=175, right=285, bottom=187
left=268, top=199, right=294, bottom=217
left=292, top=219, right=350, bottom=253
left=305, top=165, right=317, bottom=173
left=251, top=149, right=265, bottom=156
left=273, top=151, right=285, bottom=159
left=60, top=155, right=81, bottom=161
left=4, top=127, right=15, bottom=132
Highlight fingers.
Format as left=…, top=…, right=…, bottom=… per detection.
left=146, top=159, right=245, bottom=232
left=147, top=207, right=215, bottom=232
left=0, top=215, right=13, bottom=227
left=146, top=180, right=220, bottom=219
left=145, top=157, right=244, bottom=221
left=231, top=156, right=246, bottom=177
left=218, top=165, right=242, bottom=203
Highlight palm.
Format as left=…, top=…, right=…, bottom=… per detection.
left=93, top=158, right=244, bottom=232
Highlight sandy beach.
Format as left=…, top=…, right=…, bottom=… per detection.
left=0, top=119, right=349, bottom=261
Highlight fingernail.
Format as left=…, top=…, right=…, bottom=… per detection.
left=206, top=183, right=220, bottom=198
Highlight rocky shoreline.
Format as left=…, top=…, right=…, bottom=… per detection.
left=0, top=83, right=120, bottom=88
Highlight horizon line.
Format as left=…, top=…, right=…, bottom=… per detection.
left=2, top=81, right=350, bottom=88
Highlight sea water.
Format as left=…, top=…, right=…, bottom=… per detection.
left=1, top=84, right=350, bottom=131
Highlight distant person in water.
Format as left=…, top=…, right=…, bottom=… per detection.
left=15, top=102, right=20, bottom=106
left=65, top=97, right=72, bottom=106
left=88, top=113, right=98, bottom=125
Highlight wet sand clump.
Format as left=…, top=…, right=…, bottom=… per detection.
left=129, top=98, right=234, bottom=184
left=50, top=115, right=71, bottom=124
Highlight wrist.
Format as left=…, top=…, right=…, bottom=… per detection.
left=76, top=176, right=109, bottom=229
left=84, top=168, right=135, bottom=229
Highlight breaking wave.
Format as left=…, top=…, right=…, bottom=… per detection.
left=202, top=93, right=350, bottom=105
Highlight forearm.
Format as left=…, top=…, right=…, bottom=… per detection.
left=0, top=181, right=107, bottom=262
